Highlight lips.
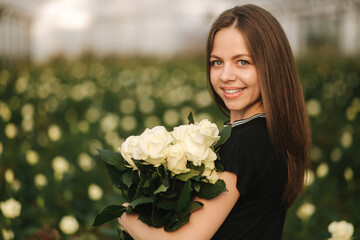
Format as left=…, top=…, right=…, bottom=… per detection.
left=222, top=87, right=246, bottom=99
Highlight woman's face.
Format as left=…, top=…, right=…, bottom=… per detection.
left=210, top=27, right=264, bottom=123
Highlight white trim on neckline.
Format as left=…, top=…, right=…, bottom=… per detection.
left=225, top=113, right=266, bottom=128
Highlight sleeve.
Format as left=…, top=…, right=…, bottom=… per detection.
left=219, top=129, right=273, bottom=197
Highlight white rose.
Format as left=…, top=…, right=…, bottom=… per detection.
left=172, top=124, right=208, bottom=166
left=138, top=126, right=173, bottom=167
left=0, top=198, right=21, bottom=219
left=197, top=119, right=220, bottom=147
left=201, top=157, right=219, bottom=184
left=166, top=144, right=190, bottom=175
left=119, top=135, right=142, bottom=169
left=328, top=220, right=354, bottom=240
left=207, top=170, right=219, bottom=184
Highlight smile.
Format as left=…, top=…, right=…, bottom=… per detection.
left=224, top=88, right=245, bottom=94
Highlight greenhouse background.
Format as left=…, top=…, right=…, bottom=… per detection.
left=0, top=0, right=359, bottom=239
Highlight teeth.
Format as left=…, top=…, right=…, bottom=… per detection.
left=224, top=89, right=243, bottom=94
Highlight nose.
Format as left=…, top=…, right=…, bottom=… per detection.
left=220, top=64, right=236, bottom=82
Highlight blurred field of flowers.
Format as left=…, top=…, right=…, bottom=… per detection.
left=0, top=55, right=359, bottom=239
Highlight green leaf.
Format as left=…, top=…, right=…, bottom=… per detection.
left=188, top=201, right=204, bottom=213
left=118, top=228, right=134, bottom=240
left=159, top=164, right=170, bottom=187
left=187, top=112, right=194, bottom=124
left=176, top=181, right=191, bottom=211
left=192, top=181, right=201, bottom=192
left=92, top=205, right=126, bottom=226
left=156, top=199, right=177, bottom=210
left=164, top=214, right=190, bottom=232
left=197, top=179, right=227, bottom=199
left=97, top=149, right=127, bottom=171
left=105, top=163, right=128, bottom=189
left=122, top=171, right=133, bottom=188
left=214, top=125, right=232, bottom=149
left=215, top=161, right=224, bottom=172
left=130, top=196, right=153, bottom=208
left=133, top=160, right=151, bottom=172
left=154, top=184, right=169, bottom=194
left=175, top=170, right=199, bottom=182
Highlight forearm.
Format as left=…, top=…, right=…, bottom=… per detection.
left=119, top=172, right=240, bottom=240
left=120, top=213, right=184, bottom=240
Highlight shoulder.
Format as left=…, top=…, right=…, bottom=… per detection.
left=226, top=117, right=270, bottom=152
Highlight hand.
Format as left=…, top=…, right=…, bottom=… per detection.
left=118, top=203, right=130, bottom=233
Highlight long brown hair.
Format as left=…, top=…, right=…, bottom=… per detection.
left=206, top=4, right=311, bottom=208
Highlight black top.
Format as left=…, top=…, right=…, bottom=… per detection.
left=212, top=114, right=287, bottom=240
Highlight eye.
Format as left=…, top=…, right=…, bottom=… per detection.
left=238, top=60, right=249, bottom=66
left=211, top=60, right=223, bottom=66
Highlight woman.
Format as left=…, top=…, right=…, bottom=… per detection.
left=119, top=4, right=310, bottom=239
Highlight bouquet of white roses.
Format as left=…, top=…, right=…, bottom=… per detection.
left=93, top=113, right=231, bottom=239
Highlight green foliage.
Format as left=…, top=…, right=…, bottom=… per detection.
left=0, top=55, right=359, bottom=239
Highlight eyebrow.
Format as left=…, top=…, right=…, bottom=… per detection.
left=210, top=54, right=251, bottom=60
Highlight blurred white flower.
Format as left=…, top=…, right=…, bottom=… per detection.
left=296, top=202, right=315, bottom=221
left=11, top=180, right=21, bottom=192
left=344, top=167, right=354, bottom=181
left=163, top=109, right=180, bottom=127
left=15, top=76, right=29, bottom=94
left=52, top=156, right=70, bottom=176
left=316, top=162, right=329, bottom=178
left=121, top=115, right=137, bottom=132
left=105, top=131, right=121, bottom=147
left=89, top=139, right=103, bottom=155
left=306, top=99, right=321, bottom=117
left=328, top=220, right=354, bottom=240
left=304, top=169, right=315, bottom=187
left=77, top=153, right=94, bottom=171
left=21, top=103, right=34, bottom=118
left=22, top=119, right=34, bottom=132
left=330, top=148, right=342, bottom=162
left=139, top=98, right=155, bottom=114
left=310, top=145, right=322, bottom=162
left=120, top=98, right=136, bottom=114
left=37, top=131, right=49, bottom=147
left=5, top=123, right=17, bottom=139
left=85, top=106, right=101, bottom=123
left=4, top=169, right=14, bottom=183
left=145, top=115, right=160, bottom=128
left=59, top=215, right=79, bottom=235
left=71, top=62, right=87, bottom=79
left=48, top=124, right=62, bottom=142
left=0, top=198, right=21, bottom=219
left=78, top=120, right=89, bottom=133
left=195, top=90, right=212, bottom=108
left=341, top=131, right=353, bottom=148
left=26, top=150, right=40, bottom=165
left=88, top=184, right=103, bottom=201
left=34, top=174, right=48, bottom=189
left=100, top=113, right=119, bottom=132
left=2, top=228, right=14, bottom=240
left=0, top=102, right=12, bottom=122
